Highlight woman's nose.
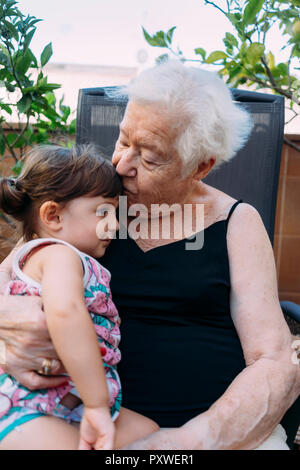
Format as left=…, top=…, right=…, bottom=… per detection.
left=112, top=151, right=120, bottom=167
left=112, top=150, right=137, bottom=177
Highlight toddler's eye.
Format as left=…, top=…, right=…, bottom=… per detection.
left=96, top=206, right=109, bottom=217
left=96, top=204, right=116, bottom=219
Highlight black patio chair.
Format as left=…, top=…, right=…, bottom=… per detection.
left=76, top=86, right=300, bottom=449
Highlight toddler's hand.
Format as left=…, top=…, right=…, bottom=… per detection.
left=79, top=406, right=115, bottom=450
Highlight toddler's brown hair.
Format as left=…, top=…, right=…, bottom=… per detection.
left=0, top=144, right=122, bottom=241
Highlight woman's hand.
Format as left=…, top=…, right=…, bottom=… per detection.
left=79, top=406, right=115, bottom=450
left=0, top=294, right=66, bottom=389
left=121, top=426, right=198, bottom=450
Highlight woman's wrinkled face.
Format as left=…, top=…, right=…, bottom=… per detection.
left=112, top=101, right=193, bottom=211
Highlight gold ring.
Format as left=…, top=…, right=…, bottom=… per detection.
left=38, top=358, right=52, bottom=376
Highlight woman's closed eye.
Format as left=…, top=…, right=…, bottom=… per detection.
left=119, top=139, right=129, bottom=148
left=143, top=158, right=157, bottom=166
left=140, top=150, right=158, bottom=165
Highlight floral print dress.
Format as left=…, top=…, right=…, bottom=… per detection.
left=0, top=238, right=122, bottom=442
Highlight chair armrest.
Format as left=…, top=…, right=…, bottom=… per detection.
left=280, top=301, right=300, bottom=323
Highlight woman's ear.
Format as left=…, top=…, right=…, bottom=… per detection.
left=193, top=157, right=216, bottom=181
left=39, top=201, right=63, bottom=232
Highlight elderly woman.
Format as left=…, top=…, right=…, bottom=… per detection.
left=0, top=61, right=299, bottom=450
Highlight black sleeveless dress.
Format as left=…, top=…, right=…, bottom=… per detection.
left=100, top=199, right=246, bottom=427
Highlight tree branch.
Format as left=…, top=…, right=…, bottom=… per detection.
left=204, top=1, right=227, bottom=16
left=10, top=115, right=29, bottom=148
left=260, top=55, right=298, bottom=104
left=4, top=40, right=23, bottom=93
left=0, top=130, right=18, bottom=162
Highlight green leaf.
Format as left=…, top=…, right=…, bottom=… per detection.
left=156, top=31, right=168, bottom=47
left=14, top=135, right=25, bottom=148
left=0, top=136, right=5, bottom=156
left=45, top=91, right=56, bottom=106
left=5, top=81, right=15, bottom=92
left=35, top=76, right=61, bottom=93
left=11, top=160, right=24, bottom=176
left=243, top=0, right=264, bottom=26
left=24, top=124, right=33, bottom=140
left=254, top=64, right=265, bottom=74
left=15, top=49, right=32, bottom=75
left=65, top=140, right=73, bottom=148
left=206, top=51, right=228, bottom=64
left=0, top=103, right=12, bottom=115
left=245, top=42, right=265, bottom=66
left=142, top=27, right=156, bottom=46
left=23, top=28, right=35, bottom=52
left=43, top=82, right=61, bottom=92
left=27, top=48, right=38, bottom=68
left=0, top=51, right=10, bottom=67
left=0, top=102, right=12, bottom=114
left=277, top=62, right=288, bottom=75
left=291, top=44, right=300, bottom=58
left=227, top=13, right=244, bottom=35
left=3, top=19, right=19, bottom=41
left=224, top=33, right=239, bottom=48
left=40, top=42, right=52, bottom=67
left=28, top=18, right=42, bottom=28
left=59, top=96, right=71, bottom=121
left=228, top=64, right=243, bottom=81
left=194, top=47, right=206, bottom=60
left=17, top=94, right=32, bottom=114
left=266, top=51, right=275, bottom=70
left=142, top=27, right=167, bottom=47
left=6, top=133, right=18, bottom=146
left=68, top=118, right=76, bottom=134
left=166, top=26, right=176, bottom=45
left=156, top=53, right=169, bottom=64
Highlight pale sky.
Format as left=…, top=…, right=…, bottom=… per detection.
left=18, top=0, right=293, bottom=69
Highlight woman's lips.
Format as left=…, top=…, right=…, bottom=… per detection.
left=123, top=186, right=137, bottom=195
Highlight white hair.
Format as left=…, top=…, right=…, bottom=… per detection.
left=123, top=60, right=253, bottom=177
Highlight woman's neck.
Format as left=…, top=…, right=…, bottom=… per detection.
left=126, top=181, right=215, bottom=252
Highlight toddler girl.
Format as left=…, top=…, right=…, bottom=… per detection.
left=0, top=144, right=158, bottom=450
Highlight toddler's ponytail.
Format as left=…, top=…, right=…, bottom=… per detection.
left=0, top=143, right=122, bottom=241
left=0, top=177, right=30, bottom=219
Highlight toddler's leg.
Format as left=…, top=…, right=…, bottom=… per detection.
left=0, top=415, right=80, bottom=450
left=114, top=407, right=159, bottom=449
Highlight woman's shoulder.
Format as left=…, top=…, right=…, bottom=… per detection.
left=208, top=186, right=258, bottom=223
left=224, top=197, right=270, bottom=261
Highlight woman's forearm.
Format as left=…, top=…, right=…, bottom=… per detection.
left=0, top=243, right=20, bottom=293
left=183, top=354, right=300, bottom=450
left=0, top=293, right=16, bottom=329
